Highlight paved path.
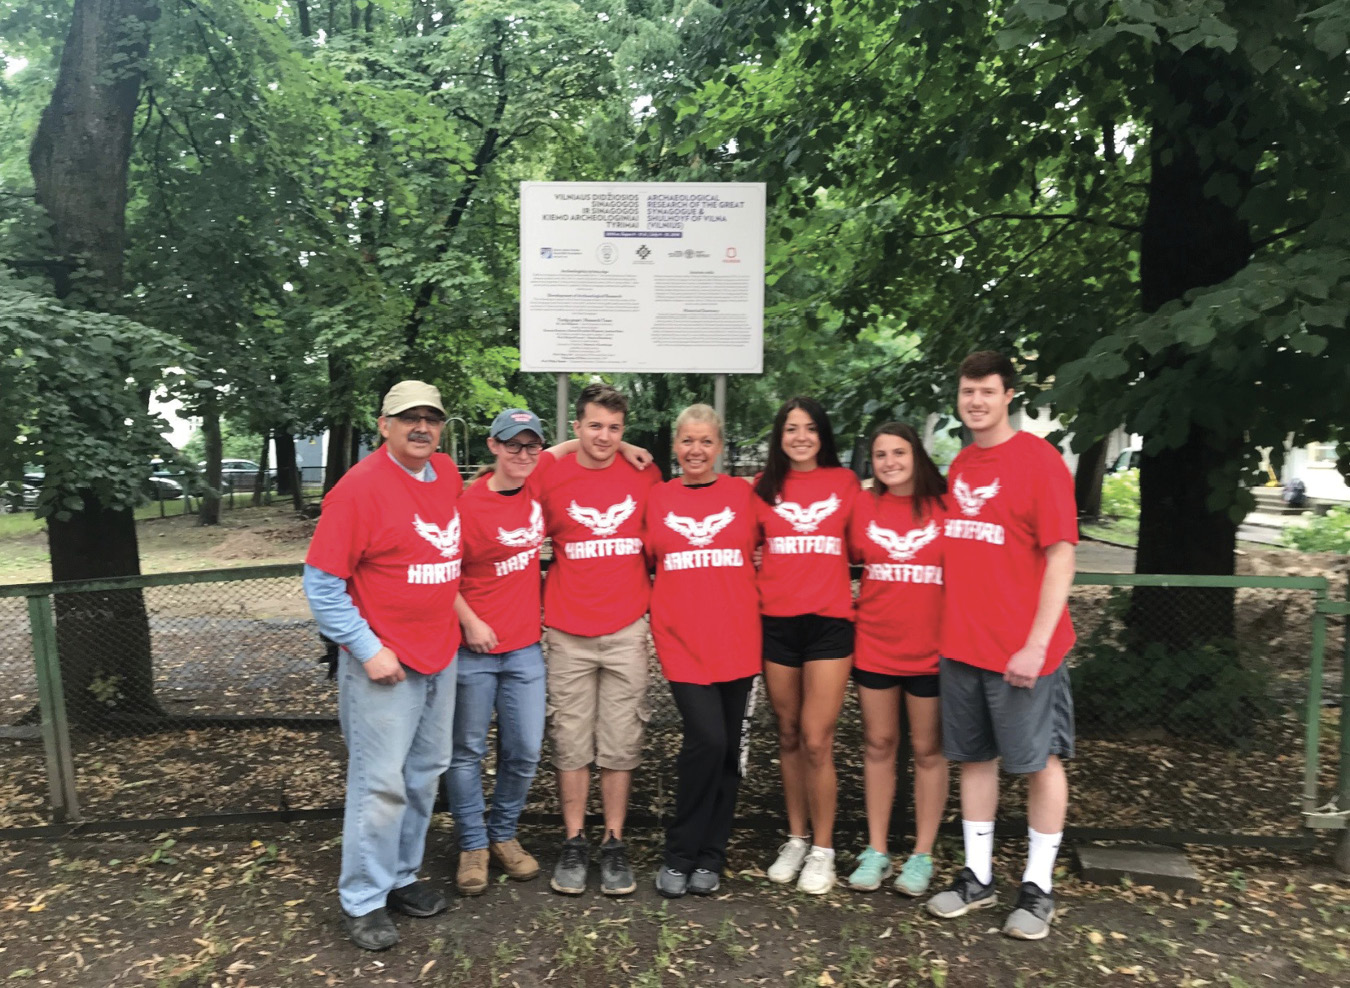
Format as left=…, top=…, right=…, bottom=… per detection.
left=1077, top=538, right=1134, bottom=573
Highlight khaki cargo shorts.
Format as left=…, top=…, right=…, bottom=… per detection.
left=544, top=617, right=651, bottom=772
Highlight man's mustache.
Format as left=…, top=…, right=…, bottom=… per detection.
left=408, top=431, right=434, bottom=443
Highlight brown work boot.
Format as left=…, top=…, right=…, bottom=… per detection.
left=490, top=839, right=540, bottom=881
left=457, top=848, right=489, bottom=896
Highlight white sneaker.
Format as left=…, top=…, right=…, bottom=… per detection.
left=767, top=837, right=810, bottom=884
left=796, top=849, right=836, bottom=895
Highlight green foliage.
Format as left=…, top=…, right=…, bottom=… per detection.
left=180, top=420, right=263, bottom=463
left=1071, top=590, right=1275, bottom=747
left=1101, top=469, right=1141, bottom=520
left=0, top=281, right=193, bottom=518
left=1283, top=506, right=1350, bottom=553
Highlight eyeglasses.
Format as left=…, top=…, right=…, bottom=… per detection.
left=394, top=412, right=446, bottom=427
left=501, top=440, right=544, bottom=455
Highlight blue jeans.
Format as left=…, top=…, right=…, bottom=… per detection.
left=447, top=644, right=546, bottom=850
left=338, top=649, right=456, bottom=917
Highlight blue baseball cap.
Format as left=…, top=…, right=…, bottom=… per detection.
left=490, top=408, right=544, bottom=442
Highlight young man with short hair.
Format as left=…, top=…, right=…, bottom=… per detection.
left=530, top=382, right=660, bottom=896
left=926, top=351, right=1077, bottom=941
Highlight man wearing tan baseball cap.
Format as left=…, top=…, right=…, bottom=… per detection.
left=303, top=380, right=465, bottom=950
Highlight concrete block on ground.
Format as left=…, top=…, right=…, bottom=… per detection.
left=1074, top=844, right=1201, bottom=892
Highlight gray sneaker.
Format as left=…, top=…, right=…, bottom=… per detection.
left=926, top=867, right=997, bottom=919
left=550, top=835, right=589, bottom=895
left=1002, top=882, right=1055, bottom=940
left=655, top=868, right=688, bottom=898
left=688, top=868, right=721, bottom=896
left=599, top=836, right=636, bottom=896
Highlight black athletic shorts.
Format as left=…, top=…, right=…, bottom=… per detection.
left=850, top=668, right=940, bottom=697
left=762, top=614, right=854, bottom=667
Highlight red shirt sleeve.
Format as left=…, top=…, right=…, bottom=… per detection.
left=305, top=487, right=370, bottom=579
left=1034, top=445, right=1080, bottom=548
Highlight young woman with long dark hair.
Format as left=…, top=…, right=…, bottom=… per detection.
left=844, top=422, right=949, bottom=896
left=754, top=397, right=860, bottom=894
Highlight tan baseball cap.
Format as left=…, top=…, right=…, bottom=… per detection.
left=381, top=380, right=446, bottom=417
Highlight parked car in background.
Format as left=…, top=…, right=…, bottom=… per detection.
left=1107, top=447, right=1141, bottom=474
left=200, top=459, right=277, bottom=492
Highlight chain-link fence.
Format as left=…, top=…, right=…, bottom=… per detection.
left=1, top=568, right=1345, bottom=847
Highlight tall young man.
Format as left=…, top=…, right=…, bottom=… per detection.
left=926, top=351, right=1077, bottom=941
left=303, top=381, right=463, bottom=951
left=531, top=383, right=659, bottom=896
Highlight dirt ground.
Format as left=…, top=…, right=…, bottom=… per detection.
left=0, top=506, right=314, bottom=585
left=2, top=820, right=1348, bottom=988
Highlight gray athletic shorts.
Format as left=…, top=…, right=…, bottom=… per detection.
left=939, top=657, right=1075, bottom=774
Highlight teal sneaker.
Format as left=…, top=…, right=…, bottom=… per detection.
left=893, top=853, right=934, bottom=897
left=846, top=847, right=894, bottom=891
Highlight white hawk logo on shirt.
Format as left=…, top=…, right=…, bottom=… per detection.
left=866, top=519, right=939, bottom=562
left=773, top=493, right=841, bottom=533
left=664, top=507, right=736, bottom=547
left=953, top=476, right=1001, bottom=517
left=497, top=499, right=545, bottom=549
left=567, top=495, right=637, bottom=537
left=413, top=512, right=462, bottom=559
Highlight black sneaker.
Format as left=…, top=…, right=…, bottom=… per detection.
left=655, top=867, right=688, bottom=898
left=550, top=835, right=590, bottom=895
left=1002, top=882, right=1056, bottom=940
left=386, top=880, right=447, bottom=917
left=925, top=866, right=997, bottom=919
left=688, top=868, right=721, bottom=896
left=599, top=835, right=636, bottom=896
left=342, top=907, right=399, bottom=951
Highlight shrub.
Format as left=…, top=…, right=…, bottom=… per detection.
left=1283, top=505, right=1350, bottom=553
left=1070, top=589, right=1275, bottom=748
left=1100, top=468, right=1140, bottom=520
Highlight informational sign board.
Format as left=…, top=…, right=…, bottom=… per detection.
left=519, top=182, right=765, bottom=374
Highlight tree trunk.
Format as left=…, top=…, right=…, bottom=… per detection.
left=1073, top=436, right=1107, bottom=523
left=252, top=434, right=270, bottom=506
left=198, top=396, right=223, bottom=525
left=49, top=497, right=163, bottom=724
left=324, top=421, right=352, bottom=494
left=1130, top=45, right=1255, bottom=645
left=29, top=0, right=162, bottom=725
left=274, top=425, right=303, bottom=511
left=28, top=0, right=158, bottom=299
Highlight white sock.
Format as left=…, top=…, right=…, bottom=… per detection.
left=1022, top=827, right=1062, bottom=894
left=961, top=820, right=995, bottom=886
left=809, top=845, right=835, bottom=858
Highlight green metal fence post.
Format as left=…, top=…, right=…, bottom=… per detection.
left=26, top=594, right=81, bottom=823
left=1337, top=575, right=1350, bottom=873
left=1304, top=604, right=1328, bottom=814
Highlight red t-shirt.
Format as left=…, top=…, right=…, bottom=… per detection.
left=849, top=492, right=945, bottom=676
left=940, top=431, right=1078, bottom=675
left=646, top=476, right=762, bottom=684
left=305, top=450, right=464, bottom=674
left=457, top=476, right=544, bottom=654
left=532, top=451, right=660, bottom=636
left=755, top=466, right=859, bottom=620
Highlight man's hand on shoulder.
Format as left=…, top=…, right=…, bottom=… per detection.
left=364, top=646, right=407, bottom=684
left=620, top=442, right=653, bottom=471
left=1003, top=643, right=1046, bottom=689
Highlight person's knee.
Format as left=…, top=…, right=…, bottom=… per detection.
left=802, top=727, right=835, bottom=765
left=863, top=730, right=899, bottom=762
left=913, top=745, right=945, bottom=772
left=777, top=719, right=803, bottom=752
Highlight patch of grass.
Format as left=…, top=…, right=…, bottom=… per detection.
left=1082, top=519, right=1139, bottom=546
